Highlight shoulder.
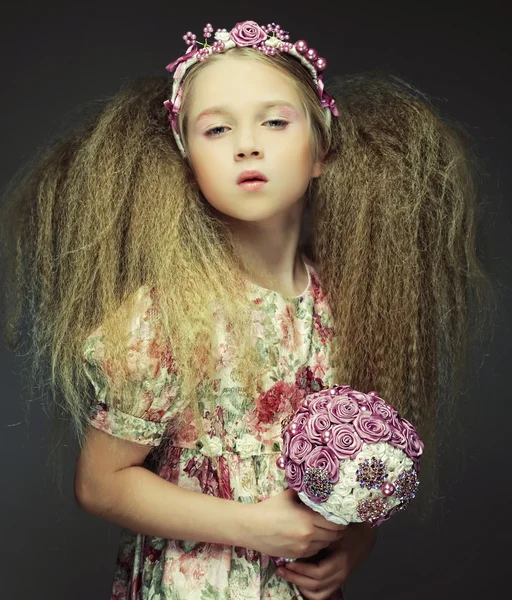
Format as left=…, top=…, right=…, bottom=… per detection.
left=83, top=285, right=161, bottom=357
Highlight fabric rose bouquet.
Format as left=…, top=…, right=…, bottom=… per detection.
left=275, top=385, right=423, bottom=563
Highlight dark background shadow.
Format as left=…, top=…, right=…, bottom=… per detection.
left=1, top=1, right=509, bottom=598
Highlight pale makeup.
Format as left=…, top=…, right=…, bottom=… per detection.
left=184, top=55, right=322, bottom=296
left=194, top=102, right=301, bottom=129
left=185, top=55, right=322, bottom=225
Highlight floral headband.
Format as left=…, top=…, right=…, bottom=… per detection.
left=163, top=20, right=339, bottom=156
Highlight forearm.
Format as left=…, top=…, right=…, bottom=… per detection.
left=77, top=465, right=250, bottom=546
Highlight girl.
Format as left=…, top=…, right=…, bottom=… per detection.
left=0, top=19, right=495, bottom=600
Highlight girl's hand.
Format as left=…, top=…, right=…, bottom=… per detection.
left=275, top=522, right=378, bottom=600
left=243, top=488, right=347, bottom=560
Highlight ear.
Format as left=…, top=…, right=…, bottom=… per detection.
left=311, top=149, right=327, bottom=178
left=312, top=160, right=323, bottom=178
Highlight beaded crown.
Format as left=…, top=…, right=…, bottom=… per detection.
left=163, top=20, right=339, bottom=155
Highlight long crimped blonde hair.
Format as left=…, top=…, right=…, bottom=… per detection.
left=0, top=46, right=497, bottom=517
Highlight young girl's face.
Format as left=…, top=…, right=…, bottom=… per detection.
left=185, top=54, right=323, bottom=224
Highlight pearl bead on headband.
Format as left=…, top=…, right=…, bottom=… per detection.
left=163, top=20, right=339, bottom=156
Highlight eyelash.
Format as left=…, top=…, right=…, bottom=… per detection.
left=204, top=119, right=289, bottom=137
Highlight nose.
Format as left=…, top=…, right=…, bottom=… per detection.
left=236, top=148, right=261, bottom=159
left=234, top=128, right=263, bottom=161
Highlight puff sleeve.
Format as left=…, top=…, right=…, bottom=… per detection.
left=82, top=286, right=180, bottom=446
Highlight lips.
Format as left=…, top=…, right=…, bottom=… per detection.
left=236, top=170, right=268, bottom=184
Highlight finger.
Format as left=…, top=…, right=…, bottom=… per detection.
left=277, top=568, right=323, bottom=593
left=276, top=567, right=338, bottom=597
left=311, top=514, right=348, bottom=532
left=285, top=558, right=338, bottom=581
left=302, top=540, right=335, bottom=558
left=297, top=586, right=344, bottom=600
left=312, top=526, right=345, bottom=544
left=315, top=552, right=346, bottom=579
left=285, top=560, right=323, bottom=580
left=299, top=583, right=345, bottom=600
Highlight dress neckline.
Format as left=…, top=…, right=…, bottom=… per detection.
left=246, top=254, right=312, bottom=301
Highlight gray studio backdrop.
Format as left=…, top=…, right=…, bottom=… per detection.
left=1, top=2, right=509, bottom=599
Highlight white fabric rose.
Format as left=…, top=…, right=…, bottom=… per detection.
left=340, top=494, right=359, bottom=518
left=341, top=471, right=359, bottom=488
left=352, top=485, right=369, bottom=500
left=324, top=491, right=346, bottom=514
left=235, top=434, right=262, bottom=459
left=214, top=29, right=231, bottom=42
left=299, top=492, right=350, bottom=525
left=265, top=36, right=281, bottom=48
left=355, top=444, right=375, bottom=462
left=390, top=451, right=412, bottom=474
left=386, top=456, right=402, bottom=473
left=335, top=480, right=354, bottom=497
left=401, top=455, right=414, bottom=470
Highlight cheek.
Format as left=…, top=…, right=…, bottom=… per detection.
left=190, top=156, right=226, bottom=201
left=191, top=137, right=226, bottom=166
left=278, top=132, right=313, bottom=166
left=189, top=148, right=216, bottom=184
left=284, top=147, right=315, bottom=177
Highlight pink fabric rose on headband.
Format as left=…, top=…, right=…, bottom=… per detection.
left=230, top=21, right=267, bottom=46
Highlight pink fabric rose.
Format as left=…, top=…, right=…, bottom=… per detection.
left=353, top=412, right=392, bottom=443
left=290, top=412, right=309, bottom=435
left=327, top=423, right=363, bottom=459
left=397, top=416, right=413, bottom=438
left=285, top=461, right=304, bottom=492
left=230, top=21, right=267, bottom=46
left=304, top=446, right=339, bottom=483
left=347, top=390, right=375, bottom=411
left=305, top=412, right=331, bottom=444
left=371, top=398, right=399, bottom=425
left=328, top=395, right=360, bottom=423
left=388, top=426, right=408, bottom=451
left=346, top=389, right=372, bottom=403
left=398, top=417, right=424, bottom=458
left=309, top=394, right=331, bottom=414
left=407, top=430, right=424, bottom=458
left=288, top=432, right=313, bottom=464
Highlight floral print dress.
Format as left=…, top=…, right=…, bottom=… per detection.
left=82, top=257, right=340, bottom=600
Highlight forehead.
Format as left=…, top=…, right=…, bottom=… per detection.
left=187, top=55, right=303, bottom=115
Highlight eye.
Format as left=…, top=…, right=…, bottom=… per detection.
left=266, top=119, right=288, bottom=129
left=205, top=125, right=229, bottom=137
left=204, top=120, right=289, bottom=137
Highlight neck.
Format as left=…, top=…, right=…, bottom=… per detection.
left=222, top=198, right=307, bottom=296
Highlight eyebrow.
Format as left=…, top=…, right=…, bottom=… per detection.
left=194, top=101, right=300, bottom=123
